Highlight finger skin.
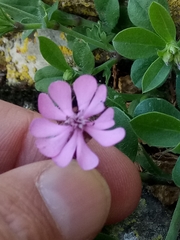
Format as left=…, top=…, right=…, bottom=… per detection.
left=0, top=100, right=44, bottom=173
left=0, top=161, right=111, bottom=240
left=0, top=100, right=141, bottom=228
left=89, top=140, right=142, bottom=224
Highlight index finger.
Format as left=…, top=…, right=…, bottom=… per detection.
left=0, top=100, right=44, bottom=173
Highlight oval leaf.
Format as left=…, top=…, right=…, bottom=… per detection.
left=113, top=27, right=166, bottom=59
left=131, top=112, right=180, bottom=147
left=131, top=56, right=157, bottom=89
left=94, top=0, right=120, bottom=33
left=38, top=36, right=70, bottom=72
left=106, top=87, right=127, bottom=112
left=34, top=65, right=63, bottom=92
left=171, top=143, right=180, bottom=154
left=172, top=157, right=180, bottom=187
left=142, top=57, right=171, bottom=93
left=0, top=0, right=40, bottom=23
left=73, top=39, right=94, bottom=74
left=149, top=2, right=176, bottom=42
left=127, top=0, right=169, bottom=30
left=113, top=107, right=138, bottom=161
left=134, top=98, right=180, bottom=119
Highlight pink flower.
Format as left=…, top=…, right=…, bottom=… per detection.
left=30, top=75, right=125, bottom=170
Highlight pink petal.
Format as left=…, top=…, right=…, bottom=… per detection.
left=48, top=81, right=74, bottom=117
left=35, top=127, right=72, bottom=157
left=76, top=130, right=99, bottom=170
left=85, top=126, right=126, bottom=147
left=83, top=84, right=107, bottom=118
left=73, top=75, right=97, bottom=111
left=38, top=93, right=66, bottom=120
left=53, top=129, right=78, bottom=167
left=90, top=108, right=115, bottom=129
left=30, top=118, right=70, bottom=138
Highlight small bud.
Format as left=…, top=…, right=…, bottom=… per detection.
left=162, top=51, right=173, bottom=66
left=63, top=69, right=74, bottom=81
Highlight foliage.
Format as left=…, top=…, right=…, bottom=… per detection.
left=2, top=0, right=180, bottom=238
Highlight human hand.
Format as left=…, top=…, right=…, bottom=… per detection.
left=0, top=100, right=141, bottom=240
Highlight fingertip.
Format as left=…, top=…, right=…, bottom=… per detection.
left=0, top=160, right=111, bottom=240
left=88, top=140, right=142, bottom=224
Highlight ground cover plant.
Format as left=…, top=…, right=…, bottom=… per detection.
left=1, top=0, right=180, bottom=239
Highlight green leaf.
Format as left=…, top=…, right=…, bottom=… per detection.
left=47, top=1, right=59, bottom=20
left=128, top=99, right=140, bottom=117
left=128, top=0, right=169, bottom=31
left=149, top=2, right=176, bottom=42
left=131, top=112, right=180, bottom=147
left=171, top=143, right=180, bottom=154
left=0, top=0, right=41, bottom=23
left=142, top=57, right=171, bottom=93
left=106, top=87, right=127, bottom=112
left=134, top=98, right=180, bottom=118
left=172, top=157, right=180, bottom=187
left=131, top=56, right=157, bottom=89
left=103, top=66, right=111, bottom=85
left=73, top=39, right=94, bottom=74
left=113, top=27, right=166, bottom=59
left=22, top=30, right=34, bottom=40
left=120, top=93, right=143, bottom=101
left=38, top=36, right=70, bottom=72
left=136, top=144, right=172, bottom=180
left=94, top=0, right=120, bottom=33
left=113, top=107, right=138, bottom=161
left=34, top=65, right=63, bottom=92
left=176, top=73, right=180, bottom=109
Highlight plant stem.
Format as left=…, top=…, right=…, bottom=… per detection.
left=140, top=172, right=173, bottom=186
left=59, top=25, right=115, bottom=52
left=17, top=22, right=42, bottom=31
left=176, top=72, right=180, bottom=109
left=92, top=58, right=118, bottom=75
left=165, top=193, right=180, bottom=240
left=52, top=9, right=96, bottom=28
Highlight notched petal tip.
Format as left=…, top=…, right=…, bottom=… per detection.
left=38, top=93, right=66, bottom=121
left=85, top=126, right=126, bottom=147
left=48, top=80, right=74, bottom=117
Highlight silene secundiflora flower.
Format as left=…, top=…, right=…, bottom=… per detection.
left=30, top=75, right=125, bottom=170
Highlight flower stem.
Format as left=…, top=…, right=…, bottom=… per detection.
left=15, top=22, right=42, bottom=31
left=165, top=193, right=180, bottom=240
left=59, top=25, right=115, bottom=52
left=92, top=58, right=118, bottom=75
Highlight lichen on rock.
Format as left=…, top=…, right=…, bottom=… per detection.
left=0, top=29, right=74, bottom=85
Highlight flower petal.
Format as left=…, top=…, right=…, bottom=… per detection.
left=35, top=127, right=72, bottom=157
left=53, top=129, right=78, bottom=167
left=73, top=75, right=97, bottom=111
left=83, top=84, right=107, bottom=118
left=38, top=93, right=66, bottom=121
left=89, top=108, right=115, bottom=129
left=48, top=81, right=74, bottom=117
left=30, top=118, right=70, bottom=138
left=76, top=131, right=99, bottom=170
left=85, top=126, right=126, bottom=147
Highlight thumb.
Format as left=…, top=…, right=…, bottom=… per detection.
left=0, top=160, right=111, bottom=240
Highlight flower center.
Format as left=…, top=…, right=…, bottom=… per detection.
left=65, top=113, right=89, bottom=130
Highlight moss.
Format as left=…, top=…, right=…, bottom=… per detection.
left=152, top=234, right=163, bottom=240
